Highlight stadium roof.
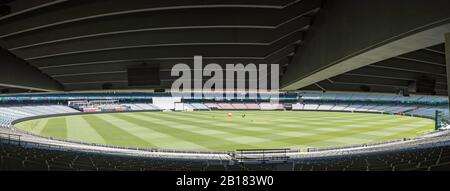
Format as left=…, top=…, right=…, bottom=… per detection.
left=0, top=0, right=449, bottom=96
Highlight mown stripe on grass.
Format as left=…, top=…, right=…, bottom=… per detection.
left=15, top=111, right=434, bottom=151
left=135, top=111, right=433, bottom=149
left=145, top=112, right=297, bottom=148
left=65, top=115, right=107, bottom=144
left=117, top=113, right=260, bottom=150
left=95, top=114, right=162, bottom=148
left=162, top=112, right=354, bottom=144
left=138, top=112, right=290, bottom=139
left=40, top=117, right=67, bottom=139
left=16, top=118, right=48, bottom=135
left=82, top=115, right=151, bottom=148
left=279, top=118, right=433, bottom=147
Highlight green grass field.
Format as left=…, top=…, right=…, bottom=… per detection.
left=15, top=111, right=435, bottom=151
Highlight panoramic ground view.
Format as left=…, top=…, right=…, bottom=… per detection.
left=1, top=0, right=450, bottom=176
left=16, top=111, right=434, bottom=151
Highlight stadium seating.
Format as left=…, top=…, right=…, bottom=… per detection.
left=204, top=103, right=220, bottom=109
left=272, top=103, right=285, bottom=110
left=180, top=103, right=196, bottom=111
left=0, top=105, right=79, bottom=127
left=231, top=103, right=248, bottom=110
left=0, top=105, right=80, bottom=127
left=245, top=103, right=260, bottom=110
left=2, top=139, right=450, bottom=171
left=217, top=103, right=234, bottom=110
left=0, top=91, right=449, bottom=171
left=291, top=145, right=450, bottom=171
left=258, top=103, right=285, bottom=110
left=292, top=103, right=304, bottom=110
left=126, top=103, right=161, bottom=111
left=299, top=92, right=447, bottom=104
left=189, top=103, right=210, bottom=110
left=0, top=142, right=222, bottom=171
left=303, top=104, right=319, bottom=110
left=318, top=104, right=335, bottom=110
left=290, top=101, right=448, bottom=120
left=259, top=103, right=274, bottom=110
left=330, top=104, right=348, bottom=111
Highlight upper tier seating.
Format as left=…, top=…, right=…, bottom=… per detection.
left=300, top=92, right=447, bottom=104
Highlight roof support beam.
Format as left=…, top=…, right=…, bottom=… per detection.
left=0, top=0, right=299, bottom=37
left=281, top=0, right=450, bottom=90
left=0, top=0, right=320, bottom=46
left=10, top=19, right=309, bottom=59
left=0, top=0, right=67, bottom=21
left=371, top=58, right=446, bottom=76
left=0, top=47, right=62, bottom=91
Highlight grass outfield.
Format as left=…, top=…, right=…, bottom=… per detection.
left=15, top=111, right=434, bottom=151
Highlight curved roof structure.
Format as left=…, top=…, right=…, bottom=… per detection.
left=0, top=0, right=449, bottom=96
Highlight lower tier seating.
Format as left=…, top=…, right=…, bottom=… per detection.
left=2, top=141, right=450, bottom=171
